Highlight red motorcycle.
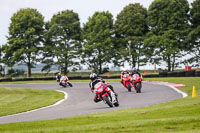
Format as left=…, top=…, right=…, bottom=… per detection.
left=121, top=73, right=132, bottom=92
left=132, top=74, right=142, bottom=93
left=93, top=82, right=119, bottom=107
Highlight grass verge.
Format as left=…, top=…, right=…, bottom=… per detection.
left=0, top=77, right=200, bottom=133
left=0, top=87, right=64, bottom=117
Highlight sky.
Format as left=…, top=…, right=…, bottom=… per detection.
left=0, top=0, right=195, bottom=46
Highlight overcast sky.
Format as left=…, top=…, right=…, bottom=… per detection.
left=0, top=0, right=194, bottom=45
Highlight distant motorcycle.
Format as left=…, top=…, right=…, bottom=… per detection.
left=132, top=74, right=142, bottom=93
left=93, top=82, right=119, bottom=107
left=121, top=73, right=132, bottom=92
left=60, top=76, right=73, bottom=87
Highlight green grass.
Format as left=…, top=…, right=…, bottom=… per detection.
left=143, top=77, right=199, bottom=96
left=0, top=80, right=56, bottom=84
left=0, top=87, right=64, bottom=117
left=0, top=77, right=200, bottom=133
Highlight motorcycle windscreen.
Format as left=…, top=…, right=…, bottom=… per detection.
left=94, top=82, right=104, bottom=93
left=123, top=73, right=129, bottom=78
left=132, top=74, right=140, bottom=80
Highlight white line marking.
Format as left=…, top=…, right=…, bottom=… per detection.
left=144, top=81, right=188, bottom=98
left=167, top=85, right=188, bottom=98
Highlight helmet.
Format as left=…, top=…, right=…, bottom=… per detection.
left=90, top=73, right=97, bottom=80
left=133, top=68, right=137, bottom=72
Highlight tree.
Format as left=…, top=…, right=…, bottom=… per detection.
left=2, top=8, right=44, bottom=77
left=82, top=11, right=114, bottom=74
left=145, top=0, right=190, bottom=71
left=43, top=10, right=81, bottom=75
left=114, top=3, right=148, bottom=70
left=186, top=0, right=200, bottom=67
left=0, top=45, right=2, bottom=62
left=0, top=45, right=3, bottom=76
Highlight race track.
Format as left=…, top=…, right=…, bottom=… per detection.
left=0, top=82, right=183, bottom=124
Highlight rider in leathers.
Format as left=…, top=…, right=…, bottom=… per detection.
left=89, top=73, right=117, bottom=103
left=130, top=68, right=142, bottom=77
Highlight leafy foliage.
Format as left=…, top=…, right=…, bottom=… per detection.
left=2, top=8, right=44, bottom=77
left=82, top=11, right=114, bottom=74
left=0, top=46, right=2, bottom=62
left=114, top=3, right=148, bottom=69
left=0, top=1, right=197, bottom=74
left=186, top=0, right=200, bottom=67
left=43, top=10, right=81, bottom=75
left=145, top=0, right=190, bottom=71
left=6, top=69, right=25, bottom=77
left=0, top=46, right=4, bottom=77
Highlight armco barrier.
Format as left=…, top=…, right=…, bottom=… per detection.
left=176, top=71, right=185, bottom=77
left=150, top=74, right=159, bottom=77
left=68, top=76, right=82, bottom=80
left=0, top=78, right=12, bottom=82
left=12, top=77, right=55, bottom=81
left=159, top=72, right=167, bottom=77
left=143, top=74, right=154, bottom=78
left=195, top=71, right=200, bottom=77
left=167, top=72, right=177, bottom=77
left=185, top=70, right=195, bottom=77
left=102, top=76, right=119, bottom=79
left=80, top=76, right=90, bottom=80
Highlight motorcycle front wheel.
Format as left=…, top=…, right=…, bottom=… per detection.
left=68, top=82, right=73, bottom=87
left=60, top=83, right=66, bottom=87
left=127, top=83, right=131, bottom=92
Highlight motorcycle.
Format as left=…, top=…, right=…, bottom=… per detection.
left=59, top=76, right=73, bottom=87
left=93, top=82, right=119, bottom=107
left=121, top=73, right=132, bottom=92
left=132, top=74, right=142, bottom=93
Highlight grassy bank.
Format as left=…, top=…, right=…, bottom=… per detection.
left=0, top=87, right=64, bottom=117
left=0, top=77, right=200, bottom=132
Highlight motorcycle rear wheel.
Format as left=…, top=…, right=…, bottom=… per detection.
left=103, top=95, right=113, bottom=107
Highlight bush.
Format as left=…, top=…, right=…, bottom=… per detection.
left=102, top=67, right=109, bottom=74
left=7, top=69, right=25, bottom=77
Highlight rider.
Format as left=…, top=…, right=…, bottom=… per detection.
left=120, top=70, right=131, bottom=84
left=56, top=73, right=63, bottom=86
left=56, top=73, right=62, bottom=82
left=59, top=75, right=72, bottom=87
left=130, top=68, right=141, bottom=77
left=89, top=73, right=117, bottom=103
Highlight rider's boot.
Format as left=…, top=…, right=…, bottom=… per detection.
left=108, top=85, right=118, bottom=96
left=109, top=91, right=116, bottom=103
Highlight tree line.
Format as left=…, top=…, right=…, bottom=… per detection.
left=0, top=0, right=200, bottom=77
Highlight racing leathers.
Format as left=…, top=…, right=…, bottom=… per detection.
left=89, top=77, right=116, bottom=103
left=131, top=71, right=142, bottom=77
left=121, top=70, right=131, bottom=83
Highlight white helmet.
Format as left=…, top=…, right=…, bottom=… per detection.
left=90, top=73, right=97, bottom=80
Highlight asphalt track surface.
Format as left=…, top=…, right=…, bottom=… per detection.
left=0, top=82, right=183, bottom=124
